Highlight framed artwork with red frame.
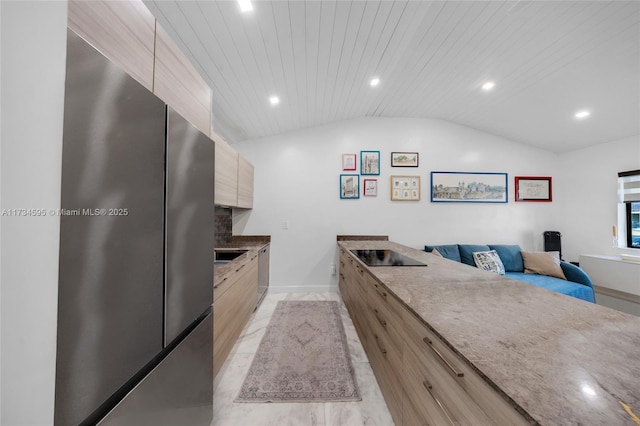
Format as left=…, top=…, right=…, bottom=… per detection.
left=515, top=176, right=552, bottom=202
left=342, top=154, right=357, bottom=171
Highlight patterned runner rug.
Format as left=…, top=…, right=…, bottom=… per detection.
left=235, top=300, right=361, bottom=403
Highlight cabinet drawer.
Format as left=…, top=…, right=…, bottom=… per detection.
left=403, top=310, right=529, bottom=426
left=403, top=345, right=490, bottom=426
left=367, top=285, right=404, bottom=354
left=368, top=315, right=404, bottom=426
left=368, top=277, right=403, bottom=326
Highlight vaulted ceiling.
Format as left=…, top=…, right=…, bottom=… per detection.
left=145, top=1, right=640, bottom=153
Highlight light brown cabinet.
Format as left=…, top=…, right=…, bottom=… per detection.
left=213, top=138, right=254, bottom=209
left=213, top=252, right=258, bottom=379
left=68, top=0, right=156, bottom=91
left=214, top=140, right=239, bottom=207
left=153, top=25, right=211, bottom=136
left=237, top=155, right=254, bottom=209
left=68, top=0, right=212, bottom=136
left=338, top=248, right=529, bottom=426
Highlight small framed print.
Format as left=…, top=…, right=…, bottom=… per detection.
left=515, top=176, right=552, bottom=202
left=391, top=152, right=419, bottom=167
left=391, top=176, right=420, bottom=201
left=340, top=174, right=360, bottom=199
left=360, top=150, right=380, bottom=175
left=342, top=153, right=357, bottom=171
left=363, top=179, right=378, bottom=196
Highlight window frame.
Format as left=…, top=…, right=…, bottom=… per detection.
left=626, top=201, right=640, bottom=249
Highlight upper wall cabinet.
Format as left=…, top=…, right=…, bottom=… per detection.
left=154, top=25, right=211, bottom=136
left=214, top=140, right=239, bottom=207
left=237, top=156, right=254, bottom=209
left=68, top=0, right=156, bottom=91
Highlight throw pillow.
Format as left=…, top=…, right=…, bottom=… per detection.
left=431, top=248, right=443, bottom=257
left=472, top=250, right=505, bottom=275
left=521, top=251, right=566, bottom=280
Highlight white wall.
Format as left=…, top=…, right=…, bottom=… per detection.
left=557, top=135, right=640, bottom=261
left=1, top=1, right=67, bottom=424
left=233, top=117, right=561, bottom=291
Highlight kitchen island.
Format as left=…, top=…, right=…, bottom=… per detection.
left=338, top=240, right=640, bottom=425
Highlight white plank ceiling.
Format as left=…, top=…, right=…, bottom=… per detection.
left=145, top=0, right=640, bottom=153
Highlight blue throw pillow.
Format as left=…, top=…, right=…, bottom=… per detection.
left=458, top=244, right=490, bottom=266
left=425, top=245, right=461, bottom=262
left=488, top=245, right=524, bottom=272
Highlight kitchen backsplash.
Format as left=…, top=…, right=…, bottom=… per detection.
left=215, top=207, right=232, bottom=246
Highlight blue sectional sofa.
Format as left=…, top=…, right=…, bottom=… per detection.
left=424, top=244, right=595, bottom=303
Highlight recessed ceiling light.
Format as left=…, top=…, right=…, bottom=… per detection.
left=574, top=110, right=590, bottom=119
left=481, top=81, right=495, bottom=91
left=370, top=77, right=380, bottom=87
left=269, top=96, right=280, bottom=106
left=238, top=0, right=253, bottom=13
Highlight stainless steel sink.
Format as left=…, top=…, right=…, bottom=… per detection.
left=214, top=249, right=248, bottom=261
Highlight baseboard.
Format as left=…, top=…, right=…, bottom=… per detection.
left=268, top=285, right=338, bottom=294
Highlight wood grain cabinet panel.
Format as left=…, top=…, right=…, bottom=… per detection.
left=213, top=254, right=258, bottom=378
left=68, top=0, right=156, bottom=91
left=237, top=155, right=254, bottom=209
left=154, top=24, right=211, bottom=136
left=214, top=140, right=239, bottom=207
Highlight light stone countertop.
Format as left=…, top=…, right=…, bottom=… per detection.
left=338, top=240, right=640, bottom=426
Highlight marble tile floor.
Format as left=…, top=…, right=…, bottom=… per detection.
left=212, top=292, right=394, bottom=426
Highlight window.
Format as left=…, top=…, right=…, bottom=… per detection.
left=619, top=170, right=640, bottom=250
left=627, top=202, right=640, bottom=249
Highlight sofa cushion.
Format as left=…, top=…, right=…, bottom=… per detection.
left=425, top=245, right=461, bottom=262
left=458, top=244, right=490, bottom=266
left=472, top=250, right=505, bottom=275
left=488, top=245, right=524, bottom=272
left=505, top=273, right=595, bottom=303
left=521, top=251, right=567, bottom=280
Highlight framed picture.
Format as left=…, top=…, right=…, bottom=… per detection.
left=391, top=152, right=419, bottom=167
left=431, top=171, right=508, bottom=203
left=340, top=174, right=360, bottom=199
left=342, top=153, right=357, bottom=171
left=515, top=176, right=552, bottom=202
left=360, top=150, right=380, bottom=175
left=391, top=176, right=420, bottom=201
left=363, top=179, right=378, bottom=196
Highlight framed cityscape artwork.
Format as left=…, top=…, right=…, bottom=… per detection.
left=340, top=174, right=360, bottom=199
left=431, top=171, right=508, bottom=203
left=360, top=150, right=380, bottom=175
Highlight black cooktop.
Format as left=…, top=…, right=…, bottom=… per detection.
left=351, top=249, right=427, bottom=267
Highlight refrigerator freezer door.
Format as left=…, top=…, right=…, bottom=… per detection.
left=164, top=107, right=214, bottom=345
left=97, top=312, right=213, bottom=426
left=55, top=30, right=166, bottom=426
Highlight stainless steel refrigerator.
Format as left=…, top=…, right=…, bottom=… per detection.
left=55, top=30, right=213, bottom=426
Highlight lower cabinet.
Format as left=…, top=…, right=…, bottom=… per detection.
left=213, top=253, right=258, bottom=379
left=338, top=248, right=529, bottom=426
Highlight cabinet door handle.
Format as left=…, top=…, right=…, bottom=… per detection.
left=236, top=264, right=246, bottom=273
left=374, top=334, right=387, bottom=357
left=373, top=308, right=387, bottom=329
left=423, top=337, right=464, bottom=378
left=422, top=380, right=459, bottom=426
